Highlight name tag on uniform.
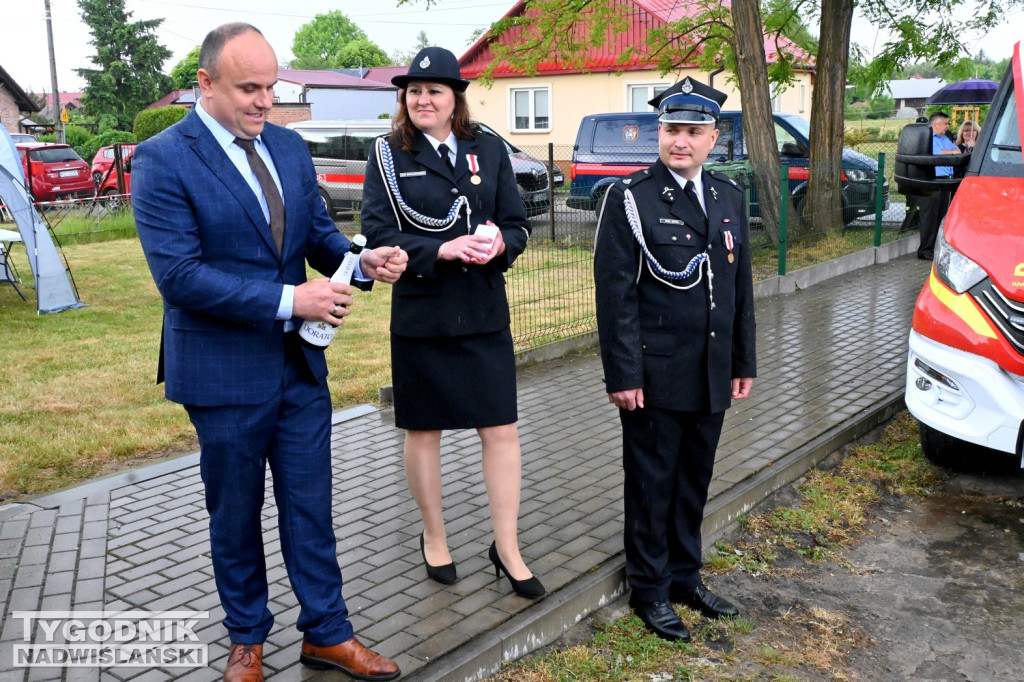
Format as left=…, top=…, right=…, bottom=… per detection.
left=659, top=218, right=685, bottom=225
left=399, top=171, right=427, bottom=178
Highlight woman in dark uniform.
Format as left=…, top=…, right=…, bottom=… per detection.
left=360, top=47, right=543, bottom=598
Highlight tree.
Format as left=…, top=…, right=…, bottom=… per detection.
left=336, top=40, right=391, bottom=69
left=170, top=47, right=201, bottom=90
left=75, top=0, right=173, bottom=131
left=804, top=0, right=853, bottom=230
left=391, top=31, right=432, bottom=66
left=291, top=10, right=390, bottom=69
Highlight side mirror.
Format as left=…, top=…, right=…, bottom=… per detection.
left=123, top=156, right=133, bottom=173
left=780, top=141, right=805, bottom=158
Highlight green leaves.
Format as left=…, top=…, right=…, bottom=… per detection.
left=290, top=11, right=390, bottom=69
left=75, top=0, right=172, bottom=131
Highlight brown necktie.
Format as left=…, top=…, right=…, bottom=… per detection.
left=235, top=137, right=285, bottom=254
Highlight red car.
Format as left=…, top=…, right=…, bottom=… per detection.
left=96, top=153, right=133, bottom=203
left=16, top=143, right=94, bottom=202
left=90, top=144, right=136, bottom=186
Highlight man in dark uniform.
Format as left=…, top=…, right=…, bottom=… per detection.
left=594, top=77, right=757, bottom=642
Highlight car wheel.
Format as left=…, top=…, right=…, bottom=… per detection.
left=792, top=195, right=807, bottom=220
left=918, top=421, right=1017, bottom=473
left=102, top=187, right=123, bottom=212
left=93, top=172, right=102, bottom=187
left=319, top=189, right=334, bottom=219
left=592, top=187, right=609, bottom=218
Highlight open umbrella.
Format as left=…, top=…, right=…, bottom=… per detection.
left=925, top=78, right=999, bottom=105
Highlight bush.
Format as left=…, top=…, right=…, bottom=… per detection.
left=34, top=125, right=95, bottom=160
left=134, top=106, right=188, bottom=142
left=78, top=130, right=138, bottom=168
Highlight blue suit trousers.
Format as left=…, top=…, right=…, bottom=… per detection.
left=186, top=336, right=353, bottom=646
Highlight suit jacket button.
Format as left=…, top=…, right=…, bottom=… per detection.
left=671, top=235, right=677, bottom=241
left=450, top=188, right=458, bottom=195
left=461, top=266, right=468, bottom=274
left=710, top=331, right=716, bottom=338
left=708, top=244, right=713, bottom=249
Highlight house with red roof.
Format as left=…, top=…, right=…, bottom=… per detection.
left=33, top=91, right=83, bottom=123
left=457, top=0, right=815, bottom=146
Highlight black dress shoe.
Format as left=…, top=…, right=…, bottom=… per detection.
left=420, top=532, right=457, bottom=585
left=629, top=597, right=691, bottom=642
left=670, top=584, right=740, bottom=619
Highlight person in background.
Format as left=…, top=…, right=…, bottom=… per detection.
left=133, top=22, right=407, bottom=682
left=917, top=111, right=960, bottom=260
left=594, top=77, right=756, bottom=642
left=360, top=47, right=544, bottom=599
left=956, top=120, right=981, bottom=152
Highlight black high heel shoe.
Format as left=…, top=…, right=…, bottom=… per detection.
left=488, top=541, right=545, bottom=598
left=420, top=532, right=457, bottom=585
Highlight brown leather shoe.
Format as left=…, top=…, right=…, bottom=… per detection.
left=300, top=637, right=400, bottom=681
left=223, top=642, right=263, bottom=682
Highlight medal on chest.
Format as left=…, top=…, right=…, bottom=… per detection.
left=723, top=227, right=735, bottom=263
left=467, top=154, right=482, bottom=185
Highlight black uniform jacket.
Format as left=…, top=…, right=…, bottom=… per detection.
left=361, top=129, right=530, bottom=338
left=594, top=160, right=757, bottom=414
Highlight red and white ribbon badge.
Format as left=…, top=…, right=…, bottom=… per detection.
left=466, top=154, right=480, bottom=175
left=723, top=229, right=734, bottom=253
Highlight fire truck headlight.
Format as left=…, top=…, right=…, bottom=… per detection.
left=935, top=226, right=987, bottom=294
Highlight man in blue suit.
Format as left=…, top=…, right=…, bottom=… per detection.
left=133, top=23, right=407, bottom=682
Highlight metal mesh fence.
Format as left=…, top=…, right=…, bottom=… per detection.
left=5, top=141, right=901, bottom=354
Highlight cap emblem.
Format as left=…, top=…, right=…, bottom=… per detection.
left=681, top=79, right=693, bottom=94
left=419, top=56, right=431, bottom=69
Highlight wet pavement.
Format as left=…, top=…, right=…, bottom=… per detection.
left=0, top=243, right=933, bottom=681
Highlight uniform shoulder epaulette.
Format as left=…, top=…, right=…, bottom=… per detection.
left=705, top=168, right=742, bottom=192
left=618, top=168, right=653, bottom=188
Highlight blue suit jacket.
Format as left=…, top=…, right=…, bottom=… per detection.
left=134, top=110, right=354, bottom=406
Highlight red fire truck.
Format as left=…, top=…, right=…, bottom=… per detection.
left=900, top=40, right=1024, bottom=467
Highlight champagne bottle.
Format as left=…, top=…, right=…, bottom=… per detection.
left=298, top=234, right=367, bottom=348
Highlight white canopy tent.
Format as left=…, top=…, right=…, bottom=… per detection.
left=0, top=127, right=83, bottom=314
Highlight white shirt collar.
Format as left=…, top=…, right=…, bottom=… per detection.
left=196, top=99, right=266, bottom=152
left=667, top=167, right=707, bottom=213
left=424, top=131, right=457, bottom=155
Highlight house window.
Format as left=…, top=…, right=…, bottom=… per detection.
left=799, top=84, right=807, bottom=113
left=628, top=83, right=669, bottom=112
left=511, top=87, right=550, bottom=132
left=770, top=87, right=784, bottom=112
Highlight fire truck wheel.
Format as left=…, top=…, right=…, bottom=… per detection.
left=918, top=421, right=1017, bottom=473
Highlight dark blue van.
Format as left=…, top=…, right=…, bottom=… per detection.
left=568, top=111, right=887, bottom=225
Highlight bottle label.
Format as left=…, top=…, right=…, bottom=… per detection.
left=299, top=319, right=336, bottom=347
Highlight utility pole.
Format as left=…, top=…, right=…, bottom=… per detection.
left=44, top=0, right=63, bottom=143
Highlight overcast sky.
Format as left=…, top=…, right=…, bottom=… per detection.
left=3, top=0, right=1022, bottom=95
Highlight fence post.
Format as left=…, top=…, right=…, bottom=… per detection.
left=873, top=152, right=886, bottom=248
left=778, top=164, right=789, bottom=277
left=547, top=143, right=556, bottom=241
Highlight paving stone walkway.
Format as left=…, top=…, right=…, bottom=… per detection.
left=0, top=254, right=932, bottom=682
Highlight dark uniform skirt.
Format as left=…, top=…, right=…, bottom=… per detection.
left=391, top=327, right=518, bottom=431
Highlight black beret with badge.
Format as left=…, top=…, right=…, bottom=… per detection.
left=392, top=46, right=471, bottom=92
left=648, top=77, right=728, bottom=125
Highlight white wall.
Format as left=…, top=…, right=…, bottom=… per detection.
left=306, top=89, right=398, bottom=120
